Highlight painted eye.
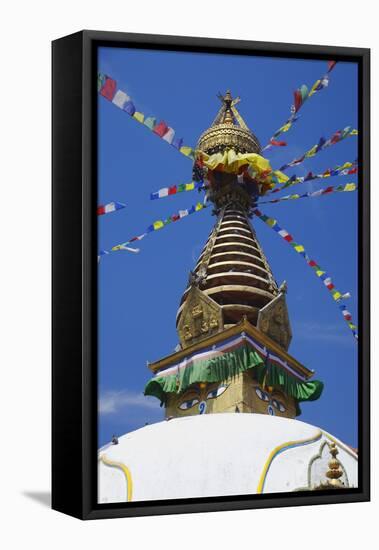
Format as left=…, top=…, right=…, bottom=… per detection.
left=255, top=387, right=269, bottom=402
left=272, top=399, right=286, bottom=412
left=207, top=384, right=228, bottom=400
left=179, top=398, right=199, bottom=410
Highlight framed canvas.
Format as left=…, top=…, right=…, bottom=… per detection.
left=52, top=30, right=370, bottom=520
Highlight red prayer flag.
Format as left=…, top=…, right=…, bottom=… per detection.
left=168, top=186, right=177, bottom=195
left=327, top=61, right=337, bottom=73
left=284, top=235, right=293, bottom=242
left=100, top=77, right=117, bottom=101
left=294, top=89, right=302, bottom=112
left=153, top=121, right=169, bottom=137
left=331, top=131, right=342, bottom=145
left=270, top=139, right=287, bottom=147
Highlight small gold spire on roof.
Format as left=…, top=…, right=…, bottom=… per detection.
left=325, top=442, right=344, bottom=487
left=313, top=442, right=347, bottom=490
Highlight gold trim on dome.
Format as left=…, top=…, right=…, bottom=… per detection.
left=197, top=123, right=261, bottom=155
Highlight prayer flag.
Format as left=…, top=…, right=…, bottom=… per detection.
left=180, top=146, right=195, bottom=158
left=97, top=201, right=126, bottom=216
left=172, top=137, right=184, bottom=150
left=98, top=73, right=106, bottom=92
left=133, top=112, right=145, bottom=123
left=153, top=121, right=169, bottom=137
left=162, top=127, right=175, bottom=144
left=100, top=77, right=117, bottom=101
left=123, top=101, right=136, bottom=116
left=144, top=116, right=157, bottom=130
left=153, top=220, right=164, bottom=230
left=112, top=90, right=130, bottom=109
left=270, top=139, right=287, bottom=147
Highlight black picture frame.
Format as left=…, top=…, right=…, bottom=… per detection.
left=52, top=30, right=370, bottom=520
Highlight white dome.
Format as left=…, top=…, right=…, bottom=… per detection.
left=98, top=413, right=357, bottom=503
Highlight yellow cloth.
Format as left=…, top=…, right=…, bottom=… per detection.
left=273, top=170, right=289, bottom=183
left=200, top=149, right=272, bottom=175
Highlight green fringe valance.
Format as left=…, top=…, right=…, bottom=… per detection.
left=144, top=344, right=323, bottom=412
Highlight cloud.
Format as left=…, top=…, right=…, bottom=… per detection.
left=292, top=321, right=356, bottom=345
left=99, top=390, right=160, bottom=415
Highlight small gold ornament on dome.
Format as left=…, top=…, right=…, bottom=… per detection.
left=314, top=442, right=347, bottom=490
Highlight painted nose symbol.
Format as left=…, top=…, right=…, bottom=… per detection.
left=199, top=401, right=207, bottom=414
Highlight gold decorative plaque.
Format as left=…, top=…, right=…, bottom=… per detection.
left=177, top=286, right=224, bottom=349
left=257, top=292, right=292, bottom=351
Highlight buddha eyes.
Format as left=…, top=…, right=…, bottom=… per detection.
left=178, top=384, right=228, bottom=410
left=179, top=398, right=199, bottom=410
left=272, top=399, right=286, bottom=412
left=207, top=384, right=228, bottom=400
left=255, top=388, right=286, bottom=412
left=255, top=387, right=269, bottom=402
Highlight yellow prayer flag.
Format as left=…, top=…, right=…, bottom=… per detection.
left=308, top=79, right=321, bottom=97
left=294, top=245, right=305, bottom=252
left=185, top=182, right=195, bottom=191
left=153, top=220, right=164, bottom=230
left=316, top=270, right=325, bottom=277
left=195, top=202, right=203, bottom=211
left=133, top=111, right=145, bottom=123
left=305, top=145, right=317, bottom=158
left=280, top=122, right=292, bottom=133
left=332, top=291, right=342, bottom=301
left=180, top=146, right=194, bottom=157
left=350, top=129, right=358, bottom=135
left=345, top=183, right=356, bottom=192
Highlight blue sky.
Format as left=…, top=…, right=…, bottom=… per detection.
left=98, top=47, right=358, bottom=448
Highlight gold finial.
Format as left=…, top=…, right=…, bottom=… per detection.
left=325, top=442, right=344, bottom=487
left=224, top=109, right=234, bottom=124
left=222, top=90, right=234, bottom=125
left=313, top=442, right=346, bottom=490
left=224, top=90, right=232, bottom=103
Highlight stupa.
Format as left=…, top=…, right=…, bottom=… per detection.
left=98, top=92, right=358, bottom=503
left=144, top=91, right=322, bottom=419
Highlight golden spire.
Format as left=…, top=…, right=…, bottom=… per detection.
left=222, top=90, right=234, bottom=125
left=197, top=90, right=261, bottom=155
